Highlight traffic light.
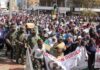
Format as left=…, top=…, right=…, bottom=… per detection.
left=7, top=2, right=9, bottom=10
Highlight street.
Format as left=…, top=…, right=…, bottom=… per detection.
left=0, top=49, right=24, bottom=70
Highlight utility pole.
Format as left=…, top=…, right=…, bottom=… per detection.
left=26, top=0, right=28, bottom=12
left=35, top=3, right=39, bottom=16
left=65, top=0, right=67, bottom=15
left=65, top=0, right=67, bottom=7
left=9, top=0, right=12, bottom=20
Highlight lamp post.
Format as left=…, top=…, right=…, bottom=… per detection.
left=9, top=0, right=12, bottom=20
left=65, top=0, right=67, bottom=15
left=25, top=0, right=28, bottom=13
left=26, top=0, right=27, bottom=10
left=35, top=2, right=39, bottom=16
left=65, top=0, right=67, bottom=7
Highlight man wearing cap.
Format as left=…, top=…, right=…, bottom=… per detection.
left=55, top=42, right=65, bottom=59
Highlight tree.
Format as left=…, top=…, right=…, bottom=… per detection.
left=18, top=2, right=23, bottom=10
left=94, top=0, right=100, bottom=7
left=82, top=10, right=98, bottom=17
left=7, top=2, right=10, bottom=10
left=71, top=0, right=100, bottom=8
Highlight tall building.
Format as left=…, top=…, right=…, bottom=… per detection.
left=27, top=0, right=67, bottom=7
left=17, top=0, right=28, bottom=10
left=39, top=0, right=65, bottom=7
left=11, top=0, right=18, bottom=11
left=16, top=0, right=69, bottom=10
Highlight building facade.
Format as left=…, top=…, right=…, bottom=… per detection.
left=27, top=0, right=69, bottom=7
left=11, top=0, right=18, bottom=11
left=16, top=0, right=70, bottom=10
left=39, top=0, right=65, bottom=7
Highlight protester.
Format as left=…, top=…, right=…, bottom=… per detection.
left=0, top=13, right=100, bottom=70
left=31, top=39, right=46, bottom=69
left=15, top=26, right=26, bottom=64
left=0, top=23, right=5, bottom=50
left=86, top=38, right=96, bottom=70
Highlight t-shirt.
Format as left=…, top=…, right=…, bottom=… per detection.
left=31, top=44, right=46, bottom=59
left=44, top=39, right=49, bottom=45
left=28, top=35, right=41, bottom=47
left=86, top=45, right=96, bottom=54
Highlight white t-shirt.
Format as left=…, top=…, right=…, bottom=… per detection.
left=31, top=44, right=46, bottom=59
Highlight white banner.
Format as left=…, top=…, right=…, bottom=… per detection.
left=75, top=47, right=88, bottom=69
left=44, top=47, right=83, bottom=70
left=44, top=52, right=65, bottom=70
left=25, top=47, right=100, bottom=70
left=25, top=48, right=34, bottom=70
left=94, top=49, right=100, bottom=68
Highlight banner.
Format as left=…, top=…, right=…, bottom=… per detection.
left=44, top=52, right=65, bottom=70
left=44, top=47, right=83, bottom=70
left=25, top=48, right=34, bottom=70
left=25, top=46, right=100, bottom=70
left=75, top=47, right=88, bottom=69
left=94, top=49, right=100, bottom=68
left=26, top=23, right=35, bottom=29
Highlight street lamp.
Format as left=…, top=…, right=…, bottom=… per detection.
left=26, top=0, right=28, bottom=11
left=9, top=0, right=12, bottom=20
left=65, top=0, right=67, bottom=7
left=35, top=2, right=39, bottom=16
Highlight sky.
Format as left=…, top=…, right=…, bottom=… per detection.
left=0, top=0, right=19, bottom=8
left=0, top=0, right=8, bottom=8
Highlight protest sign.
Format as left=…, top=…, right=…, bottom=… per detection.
left=58, top=49, right=81, bottom=70
left=94, top=49, right=100, bottom=68
left=44, top=48, right=82, bottom=70
left=44, top=52, right=65, bottom=70
left=25, top=48, right=33, bottom=70
left=26, top=23, right=35, bottom=29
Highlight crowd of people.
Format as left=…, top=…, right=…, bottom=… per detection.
left=0, top=13, right=100, bottom=70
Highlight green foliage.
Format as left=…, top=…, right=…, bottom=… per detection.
left=71, top=0, right=100, bottom=8
left=7, top=2, right=9, bottom=10
left=82, top=10, right=98, bottom=17
left=53, top=3, right=57, bottom=10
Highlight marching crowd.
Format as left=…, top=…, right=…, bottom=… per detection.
left=0, top=13, right=100, bottom=70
